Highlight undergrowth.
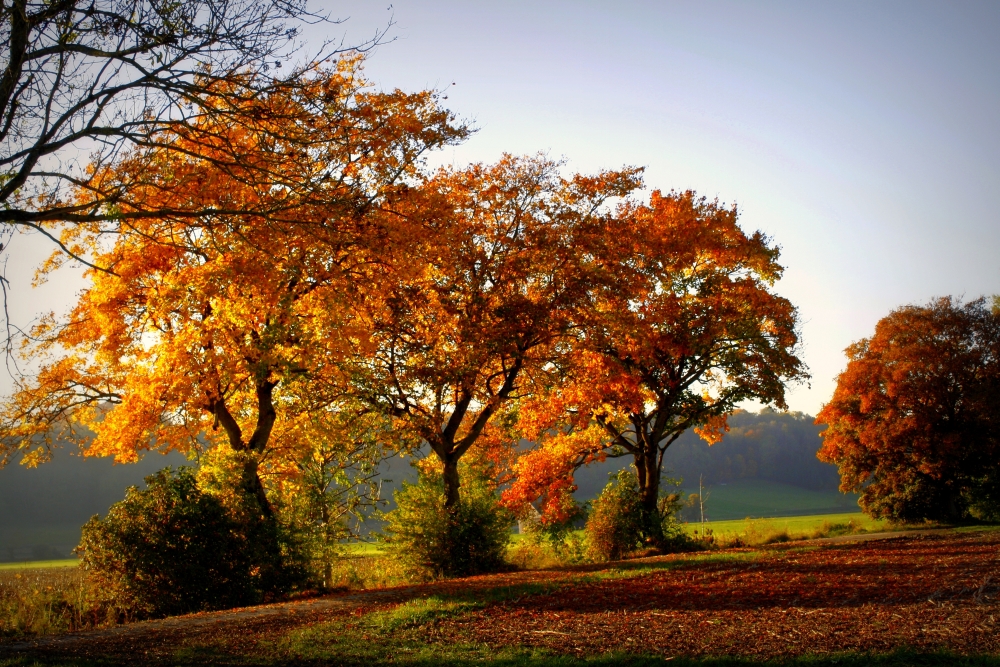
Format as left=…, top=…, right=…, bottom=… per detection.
left=324, top=554, right=411, bottom=590
left=0, top=566, right=109, bottom=639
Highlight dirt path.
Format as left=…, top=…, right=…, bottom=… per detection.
left=0, top=526, right=980, bottom=659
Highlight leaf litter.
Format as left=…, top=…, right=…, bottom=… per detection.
left=4, top=530, right=999, bottom=663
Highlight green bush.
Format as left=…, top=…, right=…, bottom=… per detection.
left=78, top=467, right=304, bottom=619
left=966, top=471, right=1000, bottom=523
left=585, top=469, right=689, bottom=562
left=384, top=465, right=512, bottom=578
left=510, top=498, right=589, bottom=568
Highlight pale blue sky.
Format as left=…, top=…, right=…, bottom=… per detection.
left=328, top=1, right=1000, bottom=414
left=7, top=1, right=1000, bottom=416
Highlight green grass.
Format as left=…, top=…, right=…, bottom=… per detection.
left=683, top=512, right=886, bottom=538
left=341, top=540, right=385, bottom=555
left=0, top=512, right=887, bottom=574
left=683, top=479, right=860, bottom=521
left=0, top=560, right=78, bottom=571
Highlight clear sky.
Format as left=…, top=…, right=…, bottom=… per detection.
left=6, top=1, right=1000, bottom=416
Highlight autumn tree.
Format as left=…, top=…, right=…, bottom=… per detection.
left=351, top=156, right=642, bottom=516
left=817, top=297, right=1000, bottom=522
left=0, top=54, right=466, bottom=536
left=505, top=191, right=806, bottom=544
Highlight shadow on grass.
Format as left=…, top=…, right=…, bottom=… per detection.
left=4, top=647, right=1000, bottom=667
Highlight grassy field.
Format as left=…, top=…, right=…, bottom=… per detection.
left=681, top=479, right=860, bottom=521
left=0, top=560, right=77, bottom=571
left=0, top=479, right=858, bottom=564
left=683, top=512, right=887, bottom=539
left=0, top=512, right=886, bottom=572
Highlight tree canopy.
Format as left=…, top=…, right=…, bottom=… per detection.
left=817, top=296, right=1000, bottom=522
left=0, top=56, right=466, bottom=527
left=505, top=191, right=807, bottom=535
left=348, top=155, right=642, bottom=510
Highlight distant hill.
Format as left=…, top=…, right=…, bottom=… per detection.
left=572, top=408, right=854, bottom=517
left=0, top=450, right=188, bottom=561
left=0, top=409, right=847, bottom=561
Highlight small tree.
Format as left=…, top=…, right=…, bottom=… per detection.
left=817, top=297, right=1000, bottom=523
left=384, top=462, right=512, bottom=578
left=272, top=405, right=388, bottom=589
left=585, top=469, right=687, bottom=562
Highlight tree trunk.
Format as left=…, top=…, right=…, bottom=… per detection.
left=241, top=456, right=274, bottom=519
left=443, top=455, right=461, bottom=511
left=631, top=440, right=664, bottom=545
left=322, top=500, right=333, bottom=589
left=210, top=381, right=278, bottom=519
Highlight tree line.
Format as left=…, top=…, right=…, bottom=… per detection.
left=661, top=409, right=839, bottom=492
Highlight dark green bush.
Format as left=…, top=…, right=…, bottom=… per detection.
left=384, top=465, right=512, bottom=578
left=965, top=471, right=1000, bottom=523
left=78, top=467, right=303, bottom=619
left=585, top=469, right=689, bottom=562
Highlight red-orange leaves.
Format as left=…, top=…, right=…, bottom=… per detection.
left=348, top=155, right=643, bottom=508
left=509, top=190, right=806, bottom=527
left=817, top=297, right=1000, bottom=522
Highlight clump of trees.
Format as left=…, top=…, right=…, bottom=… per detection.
left=651, top=409, right=839, bottom=492
left=1, top=8, right=811, bottom=600
left=817, top=297, right=1000, bottom=523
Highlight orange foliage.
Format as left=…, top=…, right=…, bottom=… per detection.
left=346, top=155, right=643, bottom=508
left=504, top=191, right=806, bottom=524
left=0, top=58, right=465, bottom=514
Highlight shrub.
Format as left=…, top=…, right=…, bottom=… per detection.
left=585, top=470, right=645, bottom=561
left=508, top=499, right=589, bottom=569
left=966, top=472, right=1000, bottom=523
left=585, top=469, right=690, bottom=561
left=78, top=467, right=303, bottom=619
left=384, top=465, right=512, bottom=578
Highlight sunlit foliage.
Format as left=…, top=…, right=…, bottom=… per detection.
left=505, top=191, right=806, bottom=542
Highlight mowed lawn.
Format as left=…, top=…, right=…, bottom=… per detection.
left=2, top=529, right=999, bottom=666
